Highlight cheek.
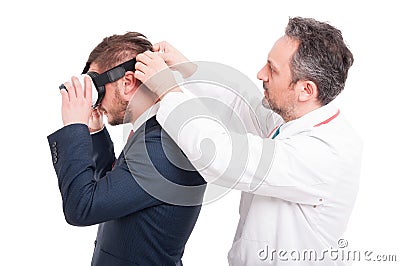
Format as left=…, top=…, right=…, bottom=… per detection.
left=100, top=97, right=109, bottom=109
left=268, top=80, right=280, bottom=96
left=269, top=85, right=288, bottom=105
left=103, top=89, right=115, bottom=106
left=271, top=77, right=289, bottom=94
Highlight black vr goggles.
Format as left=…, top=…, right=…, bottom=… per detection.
left=59, top=58, right=136, bottom=109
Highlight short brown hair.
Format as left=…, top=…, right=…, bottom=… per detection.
left=85, top=32, right=153, bottom=73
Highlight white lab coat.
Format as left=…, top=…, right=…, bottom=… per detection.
left=157, top=84, right=362, bottom=266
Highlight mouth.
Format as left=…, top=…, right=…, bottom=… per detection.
left=262, top=83, right=269, bottom=95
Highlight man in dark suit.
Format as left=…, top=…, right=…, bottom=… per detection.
left=48, top=32, right=206, bottom=265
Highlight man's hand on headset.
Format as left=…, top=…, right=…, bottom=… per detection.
left=60, top=76, right=92, bottom=127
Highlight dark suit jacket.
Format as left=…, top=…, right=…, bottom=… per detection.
left=48, top=117, right=206, bottom=265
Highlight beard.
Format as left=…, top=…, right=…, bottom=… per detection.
left=263, top=82, right=296, bottom=122
left=107, top=87, right=129, bottom=126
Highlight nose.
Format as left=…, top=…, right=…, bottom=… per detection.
left=257, top=65, right=268, bottom=82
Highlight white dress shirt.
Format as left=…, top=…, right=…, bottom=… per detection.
left=156, top=86, right=362, bottom=266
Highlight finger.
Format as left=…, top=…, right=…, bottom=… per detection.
left=134, top=70, right=146, bottom=82
left=90, top=109, right=102, bottom=121
left=60, top=87, right=69, bottom=108
left=153, top=42, right=161, bottom=52
left=161, top=41, right=167, bottom=51
left=143, top=50, right=156, bottom=59
left=135, top=61, right=148, bottom=73
left=136, top=53, right=151, bottom=66
left=83, top=75, right=92, bottom=101
left=151, top=44, right=169, bottom=63
left=156, top=44, right=168, bottom=61
left=91, top=108, right=101, bottom=118
left=159, top=51, right=169, bottom=62
left=64, top=81, right=76, bottom=99
left=158, top=41, right=167, bottom=53
left=59, top=83, right=68, bottom=92
left=71, top=76, right=83, bottom=99
left=96, top=109, right=104, bottom=117
left=152, top=52, right=166, bottom=63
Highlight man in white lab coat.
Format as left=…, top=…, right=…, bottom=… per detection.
left=135, top=17, right=363, bottom=266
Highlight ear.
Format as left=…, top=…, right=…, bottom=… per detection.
left=122, top=71, right=138, bottom=96
left=297, top=80, right=318, bottom=102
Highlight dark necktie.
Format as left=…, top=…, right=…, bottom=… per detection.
left=271, top=126, right=281, bottom=139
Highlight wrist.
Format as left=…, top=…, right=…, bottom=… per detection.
left=159, top=86, right=183, bottom=100
left=89, top=125, right=105, bottom=135
left=178, top=62, right=198, bottom=79
left=63, top=120, right=89, bottom=127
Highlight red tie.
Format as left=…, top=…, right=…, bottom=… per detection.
left=128, top=130, right=134, bottom=140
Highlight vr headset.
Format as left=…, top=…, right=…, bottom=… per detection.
left=59, top=58, right=136, bottom=109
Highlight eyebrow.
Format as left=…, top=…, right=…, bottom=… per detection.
left=267, top=59, right=279, bottom=73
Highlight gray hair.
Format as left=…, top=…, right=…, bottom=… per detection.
left=285, top=17, right=354, bottom=105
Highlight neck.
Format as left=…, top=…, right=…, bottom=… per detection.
left=285, top=102, right=322, bottom=122
left=126, top=87, right=159, bottom=124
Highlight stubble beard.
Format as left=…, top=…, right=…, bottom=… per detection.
left=107, top=87, right=130, bottom=126
left=263, top=83, right=296, bottom=122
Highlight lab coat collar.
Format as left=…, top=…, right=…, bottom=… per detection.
left=278, top=103, right=339, bottom=138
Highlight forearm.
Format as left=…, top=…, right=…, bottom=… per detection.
left=156, top=91, right=275, bottom=188
left=48, top=124, right=160, bottom=226
left=48, top=124, right=98, bottom=225
left=91, top=127, right=116, bottom=180
left=174, top=61, right=198, bottom=79
left=157, top=96, right=332, bottom=207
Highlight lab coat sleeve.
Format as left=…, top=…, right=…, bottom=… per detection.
left=156, top=90, right=325, bottom=206
left=181, top=82, right=271, bottom=136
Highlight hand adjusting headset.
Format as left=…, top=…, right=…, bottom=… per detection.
left=59, top=58, right=136, bottom=109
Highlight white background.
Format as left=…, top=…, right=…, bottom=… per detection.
left=1, top=0, right=399, bottom=265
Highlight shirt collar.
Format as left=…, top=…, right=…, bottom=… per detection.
left=131, top=102, right=160, bottom=132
